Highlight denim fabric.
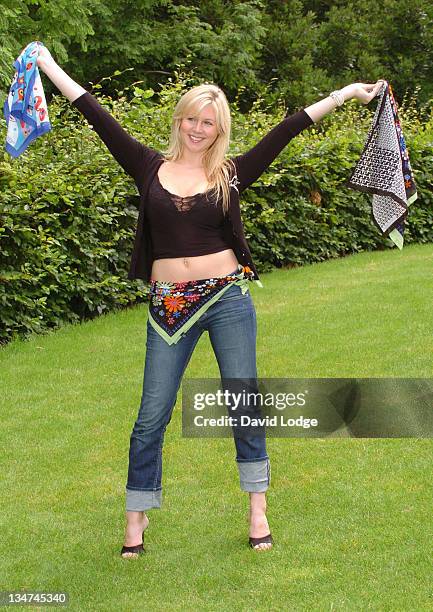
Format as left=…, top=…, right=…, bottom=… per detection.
left=126, top=280, right=270, bottom=511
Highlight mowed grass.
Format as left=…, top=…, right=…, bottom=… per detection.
left=1, top=243, right=432, bottom=611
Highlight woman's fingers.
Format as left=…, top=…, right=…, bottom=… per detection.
left=343, top=79, right=385, bottom=105
left=356, top=80, right=385, bottom=104
left=36, top=45, right=53, bottom=68
left=363, top=82, right=382, bottom=94
left=373, top=80, right=385, bottom=95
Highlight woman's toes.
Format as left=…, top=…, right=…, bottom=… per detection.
left=121, top=552, right=138, bottom=559
left=253, top=542, right=272, bottom=551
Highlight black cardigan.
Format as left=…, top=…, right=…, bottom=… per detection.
left=71, top=91, right=314, bottom=283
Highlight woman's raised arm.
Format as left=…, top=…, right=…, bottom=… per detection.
left=304, top=81, right=384, bottom=123
left=37, top=46, right=158, bottom=184
left=232, top=80, right=384, bottom=193
left=37, top=46, right=86, bottom=102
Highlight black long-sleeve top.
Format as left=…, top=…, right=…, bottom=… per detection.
left=71, top=91, right=314, bottom=283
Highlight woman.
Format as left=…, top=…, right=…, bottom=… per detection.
left=36, top=44, right=383, bottom=556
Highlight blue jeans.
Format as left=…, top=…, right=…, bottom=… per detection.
left=126, top=281, right=271, bottom=511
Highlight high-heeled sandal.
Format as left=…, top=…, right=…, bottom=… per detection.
left=120, top=516, right=149, bottom=558
left=247, top=510, right=273, bottom=550
left=120, top=534, right=145, bottom=557
left=249, top=533, right=273, bottom=550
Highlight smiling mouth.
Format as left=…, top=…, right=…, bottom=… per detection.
left=189, top=135, right=204, bottom=143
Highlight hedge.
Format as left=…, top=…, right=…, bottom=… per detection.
left=1, top=72, right=432, bottom=344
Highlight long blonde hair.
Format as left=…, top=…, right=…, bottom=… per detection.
left=161, top=83, right=235, bottom=214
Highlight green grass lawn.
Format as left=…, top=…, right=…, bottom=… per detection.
left=1, top=244, right=432, bottom=611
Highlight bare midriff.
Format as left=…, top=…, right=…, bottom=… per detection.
left=151, top=161, right=240, bottom=282
left=151, top=249, right=240, bottom=282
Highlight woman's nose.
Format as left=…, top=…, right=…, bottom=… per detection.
left=194, top=118, right=209, bottom=130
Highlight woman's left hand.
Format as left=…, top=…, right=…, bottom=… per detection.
left=342, top=80, right=385, bottom=104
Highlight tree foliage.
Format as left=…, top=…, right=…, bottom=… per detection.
left=1, top=0, right=432, bottom=111
left=0, top=0, right=96, bottom=89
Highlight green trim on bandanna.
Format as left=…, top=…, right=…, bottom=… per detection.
left=389, top=228, right=403, bottom=250
left=389, top=190, right=417, bottom=249
left=148, top=276, right=250, bottom=345
left=407, top=191, right=418, bottom=206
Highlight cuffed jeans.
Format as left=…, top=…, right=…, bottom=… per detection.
left=126, top=282, right=270, bottom=511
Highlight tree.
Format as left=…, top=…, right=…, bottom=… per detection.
left=0, top=0, right=96, bottom=99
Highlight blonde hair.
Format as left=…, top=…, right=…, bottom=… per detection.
left=161, top=83, right=235, bottom=214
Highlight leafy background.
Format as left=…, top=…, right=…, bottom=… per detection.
left=1, top=0, right=433, bottom=109
left=1, top=0, right=433, bottom=343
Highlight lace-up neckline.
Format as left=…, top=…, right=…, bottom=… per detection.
left=156, top=172, right=213, bottom=212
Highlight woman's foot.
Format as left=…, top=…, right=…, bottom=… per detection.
left=249, top=493, right=273, bottom=551
left=121, top=511, right=149, bottom=559
left=249, top=509, right=272, bottom=551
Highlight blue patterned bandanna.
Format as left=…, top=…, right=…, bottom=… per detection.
left=3, top=41, right=51, bottom=158
left=346, top=81, right=417, bottom=249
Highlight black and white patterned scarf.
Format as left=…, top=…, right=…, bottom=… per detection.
left=346, top=81, right=417, bottom=248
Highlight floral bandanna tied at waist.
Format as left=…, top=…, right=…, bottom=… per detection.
left=148, top=265, right=254, bottom=345
left=346, top=80, right=417, bottom=249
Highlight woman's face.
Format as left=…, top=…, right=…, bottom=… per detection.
left=179, top=103, right=218, bottom=155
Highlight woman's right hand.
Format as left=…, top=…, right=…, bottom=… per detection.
left=31, top=43, right=86, bottom=102
left=36, top=45, right=54, bottom=70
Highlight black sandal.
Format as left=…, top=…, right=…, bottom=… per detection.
left=120, top=531, right=145, bottom=557
left=249, top=533, right=273, bottom=550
